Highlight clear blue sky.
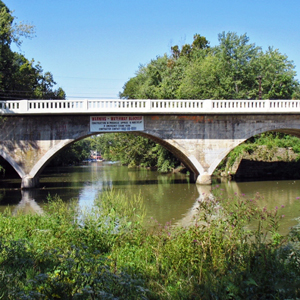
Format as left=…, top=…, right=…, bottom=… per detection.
left=5, top=0, right=300, bottom=99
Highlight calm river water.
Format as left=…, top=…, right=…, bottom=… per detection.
left=0, top=161, right=300, bottom=234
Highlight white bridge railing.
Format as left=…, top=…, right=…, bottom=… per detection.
left=1, top=99, right=300, bottom=115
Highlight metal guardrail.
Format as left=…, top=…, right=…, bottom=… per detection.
left=1, top=99, right=300, bottom=114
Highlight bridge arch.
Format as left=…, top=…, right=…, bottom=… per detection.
left=27, top=122, right=300, bottom=189
left=24, top=131, right=202, bottom=188
left=133, top=131, right=201, bottom=177
left=211, top=127, right=300, bottom=178
left=0, top=127, right=203, bottom=188
left=0, top=149, right=26, bottom=178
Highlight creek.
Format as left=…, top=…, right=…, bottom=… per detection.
left=0, top=161, right=300, bottom=234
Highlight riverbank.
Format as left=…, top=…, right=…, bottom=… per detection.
left=0, top=189, right=299, bottom=299
left=215, top=144, right=300, bottom=180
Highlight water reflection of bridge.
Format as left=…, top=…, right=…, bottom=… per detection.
left=13, top=190, right=44, bottom=215
left=176, top=182, right=244, bottom=227
left=13, top=181, right=242, bottom=222
left=10, top=179, right=300, bottom=235
left=177, top=180, right=300, bottom=235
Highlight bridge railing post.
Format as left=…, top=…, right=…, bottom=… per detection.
left=203, top=99, right=213, bottom=112
left=83, top=99, right=89, bottom=111
left=265, top=99, right=271, bottom=111
left=19, top=100, right=28, bottom=113
left=146, top=99, right=152, bottom=112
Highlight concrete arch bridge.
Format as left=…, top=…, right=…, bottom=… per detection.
left=1, top=98, right=300, bottom=189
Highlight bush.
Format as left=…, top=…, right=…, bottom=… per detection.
left=0, top=189, right=300, bottom=299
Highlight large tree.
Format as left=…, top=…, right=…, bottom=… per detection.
left=0, top=1, right=65, bottom=100
left=120, top=32, right=300, bottom=100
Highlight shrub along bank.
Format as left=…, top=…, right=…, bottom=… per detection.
left=0, top=190, right=300, bottom=299
left=216, top=132, right=300, bottom=179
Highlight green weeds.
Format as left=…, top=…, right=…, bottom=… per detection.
left=216, top=132, right=300, bottom=176
left=0, top=189, right=300, bottom=299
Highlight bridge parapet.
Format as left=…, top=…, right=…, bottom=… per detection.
left=212, top=99, right=300, bottom=112
left=1, top=99, right=300, bottom=115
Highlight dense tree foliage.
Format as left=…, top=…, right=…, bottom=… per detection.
left=49, top=133, right=181, bottom=173
left=49, top=139, right=91, bottom=167
left=0, top=1, right=65, bottom=100
left=120, top=32, right=300, bottom=100
left=96, top=133, right=180, bottom=172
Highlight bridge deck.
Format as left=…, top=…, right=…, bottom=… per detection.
left=1, top=99, right=300, bottom=115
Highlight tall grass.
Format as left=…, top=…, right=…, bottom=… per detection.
left=0, top=189, right=299, bottom=299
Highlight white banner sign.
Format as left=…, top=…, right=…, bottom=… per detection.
left=90, top=116, right=144, bottom=132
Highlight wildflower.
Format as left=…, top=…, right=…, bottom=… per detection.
left=281, top=205, right=285, bottom=208
left=275, top=206, right=278, bottom=210
left=297, top=197, right=300, bottom=199
left=281, top=215, right=285, bottom=218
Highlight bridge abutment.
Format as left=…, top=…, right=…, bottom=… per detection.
left=196, top=173, right=212, bottom=185
left=21, top=175, right=40, bottom=189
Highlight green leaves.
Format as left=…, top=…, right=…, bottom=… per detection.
left=0, top=1, right=64, bottom=100
left=0, top=191, right=300, bottom=298
left=95, top=133, right=180, bottom=172
left=120, top=31, right=299, bottom=101
left=0, top=1, right=35, bottom=47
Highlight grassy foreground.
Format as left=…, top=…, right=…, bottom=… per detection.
left=0, top=189, right=300, bottom=299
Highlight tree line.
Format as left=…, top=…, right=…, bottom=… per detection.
left=120, top=32, right=300, bottom=100
left=49, top=133, right=181, bottom=173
